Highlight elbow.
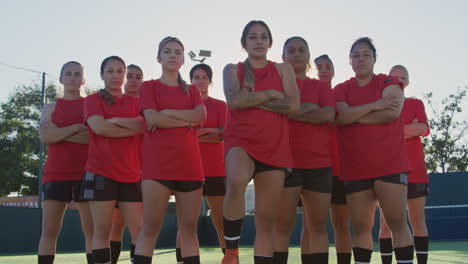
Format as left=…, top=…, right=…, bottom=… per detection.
left=324, top=109, right=336, bottom=123
left=334, top=117, right=351, bottom=126
left=227, top=99, right=242, bottom=110
left=91, top=126, right=108, bottom=136
left=39, top=134, right=57, bottom=144
left=287, top=102, right=300, bottom=115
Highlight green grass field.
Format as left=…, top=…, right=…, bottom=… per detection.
left=2, top=241, right=467, bottom=263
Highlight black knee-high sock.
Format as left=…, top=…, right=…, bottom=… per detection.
left=380, top=238, right=394, bottom=264
left=130, top=244, right=136, bottom=264
left=223, top=217, right=244, bottom=249
left=176, top=247, right=183, bottom=263
left=110, top=241, right=122, bottom=264
left=336, top=252, right=352, bottom=264
left=273, top=251, right=288, bottom=264
left=86, top=253, right=93, bottom=264
left=92, top=248, right=111, bottom=264
left=38, top=255, right=55, bottom=264
left=133, top=254, right=152, bottom=264
left=222, top=248, right=226, bottom=255
left=414, top=236, right=428, bottom=264
left=255, top=255, right=273, bottom=264
left=353, top=247, right=372, bottom=263
left=310, top=253, right=328, bottom=263
left=183, top=255, right=200, bottom=264
left=394, top=245, right=414, bottom=264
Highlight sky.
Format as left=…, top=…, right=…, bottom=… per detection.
left=1, top=0, right=467, bottom=121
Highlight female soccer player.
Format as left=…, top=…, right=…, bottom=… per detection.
left=38, top=61, right=93, bottom=264
left=109, top=63, right=144, bottom=264
left=379, top=65, right=430, bottom=264
left=334, top=37, right=414, bottom=264
left=133, top=37, right=207, bottom=264
left=220, top=21, right=299, bottom=264
left=316, top=54, right=353, bottom=264
left=174, top=63, right=227, bottom=263
left=81, top=56, right=143, bottom=264
left=273, top=37, right=335, bottom=264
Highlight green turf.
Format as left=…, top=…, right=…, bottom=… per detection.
left=2, top=241, right=468, bottom=263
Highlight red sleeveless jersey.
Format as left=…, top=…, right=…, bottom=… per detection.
left=43, top=98, right=88, bottom=183
left=224, top=61, right=293, bottom=167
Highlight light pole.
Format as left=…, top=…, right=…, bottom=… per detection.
left=188, top=49, right=212, bottom=64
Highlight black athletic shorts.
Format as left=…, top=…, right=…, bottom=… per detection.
left=42, top=180, right=82, bottom=202
left=80, top=172, right=142, bottom=202
left=407, top=182, right=429, bottom=199
left=249, top=155, right=289, bottom=176
left=203, top=177, right=226, bottom=196
left=154, top=179, right=203, bottom=193
left=344, top=173, right=409, bottom=195
left=331, top=176, right=347, bottom=205
left=285, top=167, right=332, bottom=193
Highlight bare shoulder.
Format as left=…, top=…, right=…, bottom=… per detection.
left=42, top=102, right=56, bottom=113
left=223, top=63, right=237, bottom=75
left=274, top=62, right=294, bottom=77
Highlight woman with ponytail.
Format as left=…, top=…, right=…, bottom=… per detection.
left=133, top=37, right=207, bottom=264
left=82, top=56, right=144, bottom=264
left=38, top=61, right=93, bottom=264
left=220, top=21, right=299, bottom=264
left=108, top=63, right=145, bottom=264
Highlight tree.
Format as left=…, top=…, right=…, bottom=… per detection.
left=0, top=83, right=57, bottom=196
left=423, top=86, right=468, bottom=173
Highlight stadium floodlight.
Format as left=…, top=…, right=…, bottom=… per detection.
left=188, top=49, right=212, bottom=63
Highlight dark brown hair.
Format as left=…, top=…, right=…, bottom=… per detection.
left=350, top=37, right=377, bottom=61
left=99, top=56, right=126, bottom=105
left=189, top=64, right=213, bottom=83
left=157, top=36, right=189, bottom=93
left=240, top=20, right=273, bottom=90
left=59, top=61, right=83, bottom=81
left=283, top=36, right=311, bottom=72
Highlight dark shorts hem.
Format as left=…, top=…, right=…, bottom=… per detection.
left=407, top=182, right=429, bottom=199
left=80, top=172, right=142, bottom=202
left=249, top=155, right=289, bottom=176
left=42, top=180, right=82, bottom=202
left=154, top=179, right=203, bottom=193
left=203, top=177, right=226, bottom=196
left=331, top=176, right=347, bottom=205
left=344, top=173, right=409, bottom=195
left=285, top=167, right=332, bottom=193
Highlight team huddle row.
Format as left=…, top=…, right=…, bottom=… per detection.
left=37, top=20, right=430, bottom=264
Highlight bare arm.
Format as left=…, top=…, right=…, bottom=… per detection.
left=198, top=130, right=224, bottom=143
left=65, top=131, right=89, bottom=144
left=358, top=85, right=404, bottom=124
left=143, top=109, right=189, bottom=130
left=197, top=127, right=219, bottom=137
left=404, top=118, right=429, bottom=139
left=107, top=117, right=144, bottom=133
left=288, top=103, right=319, bottom=118
left=39, top=103, right=87, bottom=143
left=160, top=104, right=207, bottom=124
left=223, top=63, right=283, bottom=110
left=289, top=106, right=336, bottom=124
left=87, top=115, right=139, bottom=137
left=257, top=63, right=300, bottom=114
